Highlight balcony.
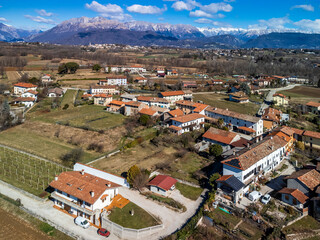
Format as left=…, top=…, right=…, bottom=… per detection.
left=51, top=192, right=93, bottom=216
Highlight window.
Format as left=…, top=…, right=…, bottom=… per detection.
left=285, top=195, right=289, bottom=201
left=293, top=198, right=297, bottom=205
left=57, top=190, right=62, bottom=194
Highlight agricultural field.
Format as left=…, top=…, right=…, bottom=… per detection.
left=193, top=93, right=260, bottom=115
left=60, top=89, right=78, bottom=108
left=57, top=69, right=107, bottom=80
left=278, top=86, right=320, bottom=104
left=6, top=71, right=21, bottom=82
left=0, top=146, right=68, bottom=196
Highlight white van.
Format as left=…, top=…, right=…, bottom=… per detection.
left=248, top=191, right=262, bottom=202
left=74, top=216, right=90, bottom=229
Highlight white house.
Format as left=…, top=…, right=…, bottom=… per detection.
left=137, top=96, right=170, bottom=109
left=205, top=107, right=264, bottom=136
left=50, top=170, right=121, bottom=225
left=21, top=90, right=38, bottom=101
left=41, top=74, right=53, bottom=83
left=169, top=113, right=205, bottom=135
left=13, top=97, right=36, bottom=108
left=48, top=88, right=64, bottom=98
left=158, top=91, right=192, bottom=105
left=90, top=85, right=119, bottom=95
left=176, top=100, right=208, bottom=115
left=222, top=136, right=287, bottom=191
left=93, top=94, right=113, bottom=106
left=148, top=175, right=177, bottom=197
left=13, top=83, right=37, bottom=95
left=99, top=76, right=127, bottom=86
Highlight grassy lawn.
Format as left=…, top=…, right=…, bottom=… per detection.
left=206, top=208, right=241, bottom=230
left=29, top=104, right=126, bottom=131
left=60, top=89, right=78, bottom=107
left=237, top=221, right=263, bottom=240
left=194, top=93, right=259, bottom=115
left=0, top=194, right=73, bottom=240
left=175, top=182, right=203, bottom=201
left=144, top=193, right=186, bottom=212
left=283, top=216, right=320, bottom=235
left=0, top=146, right=68, bottom=197
left=108, top=202, right=159, bottom=229
left=0, top=126, right=100, bottom=163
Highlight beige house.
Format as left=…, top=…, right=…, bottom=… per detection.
left=273, top=93, right=289, bottom=106
left=93, top=94, right=112, bottom=106
left=13, top=83, right=37, bottom=95
left=90, top=85, right=119, bottom=95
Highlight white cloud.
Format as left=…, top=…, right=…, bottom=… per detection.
left=36, top=9, right=54, bottom=17
left=248, top=16, right=291, bottom=30
left=172, top=0, right=200, bottom=11
left=127, top=4, right=167, bottom=14
left=201, top=2, right=232, bottom=14
left=190, top=10, right=213, bottom=18
left=24, top=15, right=55, bottom=24
left=294, top=19, right=320, bottom=32
left=291, top=4, right=314, bottom=12
left=0, top=17, right=8, bottom=22
left=85, top=1, right=131, bottom=21
left=194, top=18, right=231, bottom=27
left=194, top=18, right=213, bottom=24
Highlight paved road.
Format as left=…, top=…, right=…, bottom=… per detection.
left=0, top=181, right=119, bottom=240
left=119, top=187, right=207, bottom=239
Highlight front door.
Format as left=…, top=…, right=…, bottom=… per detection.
left=64, top=204, right=71, bottom=212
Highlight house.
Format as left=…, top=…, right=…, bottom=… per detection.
left=120, top=94, right=138, bottom=102
left=41, top=74, right=53, bottom=83
left=21, top=90, right=38, bottom=101
left=81, top=94, right=93, bottom=100
left=169, top=113, right=205, bottom=135
left=278, top=188, right=309, bottom=211
left=48, top=88, right=64, bottom=98
left=13, top=97, right=36, bottom=108
left=124, top=101, right=148, bottom=116
left=211, top=80, right=224, bottom=85
left=182, top=81, right=197, bottom=89
left=99, top=76, right=127, bottom=86
left=273, top=93, right=289, bottom=106
left=162, top=108, right=184, bottom=123
left=305, top=101, right=320, bottom=115
left=90, top=85, right=119, bottom=96
left=167, top=69, right=178, bottom=76
left=262, top=107, right=282, bottom=130
left=138, top=108, right=157, bottom=117
left=13, top=83, right=37, bottom=95
left=155, top=68, right=165, bottom=75
left=222, top=136, right=287, bottom=190
left=202, top=127, right=241, bottom=152
left=176, top=100, right=208, bottom=115
left=106, top=100, right=125, bottom=114
left=134, top=77, right=148, bottom=84
left=137, top=96, right=170, bottom=109
left=158, top=91, right=192, bottom=104
left=50, top=170, right=121, bottom=224
left=303, top=131, right=320, bottom=150
left=148, top=175, right=177, bottom=197
left=93, top=94, right=112, bottom=106
left=216, top=175, right=245, bottom=203
left=229, top=91, right=249, bottom=103
left=122, top=65, right=146, bottom=73
left=205, top=107, right=263, bottom=136
left=270, top=127, right=295, bottom=153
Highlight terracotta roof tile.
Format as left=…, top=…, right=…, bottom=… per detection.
left=306, top=101, right=320, bottom=108
left=206, top=106, right=260, bottom=123
left=139, top=108, right=156, bottom=116
left=171, top=113, right=204, bottom=123
left=15, top=97, right=36, bottom=102
left=148, top=175, right=177, bottom=191
left=303, top=131, right=320, bottom=139
left=169, top=125, right=182, bottom=131
left=238, top=126, right=256, bottom=133
left=168, top=108, right=184, bottom=117
left=160, top=91, right=185, bottom=97
left=285, top=169, right=320, bottom=191
left=279, top=188, right=308, bottom=204
left=203, top=127, right=238, bottom=145
left=14, top=82, right=37, bottom=88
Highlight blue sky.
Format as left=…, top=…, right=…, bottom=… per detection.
left=1, top=0, right=320, bottom=31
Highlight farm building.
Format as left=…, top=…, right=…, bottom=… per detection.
left=148, top=175, right=177, bottom=197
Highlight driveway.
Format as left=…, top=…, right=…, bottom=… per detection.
left=119, top=187, right=207, bottom=239
left=0, top=181, right=119, bottom=240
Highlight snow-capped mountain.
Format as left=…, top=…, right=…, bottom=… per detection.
left=198, top=27, right=319, bottom=41
left=0, top=23, right=39, bottom=41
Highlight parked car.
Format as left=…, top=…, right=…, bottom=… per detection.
left=261, top=194, right=271, bottom=204
left=248, top=191, right=262, bottom=202
left=98, top=228, right=110, bottom=237
left=74, top=216, right=90, bottom=229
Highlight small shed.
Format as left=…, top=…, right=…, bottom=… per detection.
left=148, top=175, right=177, bottom=197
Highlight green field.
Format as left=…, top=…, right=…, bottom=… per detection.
left=194, top=93, right=260, bottom=115
left=108, top=202, right=160, bottom=229
left=0, top=127, right=101, bottom=163
left=283, top=216, right=320, bottom=235
left=60, top=89, right=78, bottom=107
left=175, top=182, right=203, bottom=200
left=29, top=104, right=126, bottom=131
left=0, top=146, right=68, bottom=196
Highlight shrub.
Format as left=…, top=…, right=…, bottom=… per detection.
left=62, top=104, right=69, bottom=110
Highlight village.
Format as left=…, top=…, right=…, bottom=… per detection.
left=0, top=43, right=320, bottom=240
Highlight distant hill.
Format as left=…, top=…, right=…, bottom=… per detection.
left=0, top=23, right=39, bottom=42
left=242, top=32, right=320, bottom=49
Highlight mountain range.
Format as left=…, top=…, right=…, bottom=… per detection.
left=2, top=17, right=320, bottom=49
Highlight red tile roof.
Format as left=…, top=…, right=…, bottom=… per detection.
left=109, top=100, right=125, bottom=106
left=262, top=107, right=282, bottom=123
left=94, top=94, right=112, bottom=98
left=273, top=93, right=287, bottom=98
left=139, top=108, right=157, bottom=116
left=285, top=169, right=320, bottom=191
left=26, top=90, right=38, bottom=95
left=279, top=188, right=308, bottom=204
left=14, top=82, right=37, bottom=88
left=168, top=108, right=184, bottom=117
left=160, top=91, right=185, bottom=97
left=125, top=101, right=142, bottom=107
left=206, top=106, right=260, bottom=123
left=176, top=100, right=208, bottom=113
left=15, top=97, right=36, bottom=102
left=148, top=175, right=177, bottom=191
left=106, top=75, right=127, bottom=79
left=169, top=125, right=182, bottom=131
left=203, top=127, right=238, bottom=145
left=171, top=113, right=204, bottom=123
left=238, top=126, right=256, bottom=133
left=303, top=130, right=320, bottom=139
left=306, top=101, right=320, bottom=108
left=216, top=175, right=232, bottom=182
left=50, top=171, right=120, bottom=205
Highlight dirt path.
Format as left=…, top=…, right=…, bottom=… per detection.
left=0, top=208, right=49, bottom=240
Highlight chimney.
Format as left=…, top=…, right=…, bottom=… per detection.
left=81, top=169, right=85, bottom=175
left=55, top=175, right=58, bottom=181
left=90, top=191, right=94, bottom=197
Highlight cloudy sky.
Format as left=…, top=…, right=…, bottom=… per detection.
left=1, top=0, right=320, bottom=31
